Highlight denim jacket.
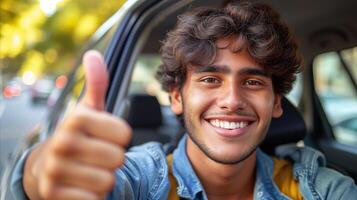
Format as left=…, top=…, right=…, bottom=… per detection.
left=11, top=135, right=357, bottom=200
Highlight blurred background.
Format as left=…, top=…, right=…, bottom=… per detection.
left=0, top=0, right=125, bottom=177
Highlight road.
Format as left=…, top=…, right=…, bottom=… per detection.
left=0, top=90, right=48, bottom=177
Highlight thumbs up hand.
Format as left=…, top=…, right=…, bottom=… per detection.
left=81, top=50, right=108, bottom=110
left=25, top=50, right=132, bottom=200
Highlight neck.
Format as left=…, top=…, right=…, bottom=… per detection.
left=186, top=138, right=256, bottom=200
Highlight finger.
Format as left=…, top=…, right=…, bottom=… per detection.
left=39, top=179, right=99, bottom=200
left=50, top=132, right=126, bottom=169
left=62, top=107, right=132, bottom=147
left=81, top=50, right=108, bottom=111
left=44, top=156, right=115, bottom=194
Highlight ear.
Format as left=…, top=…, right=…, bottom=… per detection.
left=169, top=87, right=183, bottom=115
left=272, top=94, right=283, bottom=118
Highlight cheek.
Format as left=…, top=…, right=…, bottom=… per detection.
left=183, top=86, right=215, bottom=115
left=246, top=92, right=275, bottom=116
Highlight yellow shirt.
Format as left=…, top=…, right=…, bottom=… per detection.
left=167, top=155, right=303, bottom=200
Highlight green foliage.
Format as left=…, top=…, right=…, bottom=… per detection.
left=0, top=0, right=125, bottom=77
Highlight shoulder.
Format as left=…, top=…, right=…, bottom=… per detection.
left=124, top=142, right=169, bottom=181
left=124, top=141, right=168, bottom=181
left=127, top=141, right=167, bottom=161
left=274, top=145, right=357, bottom=199
left=275, top=144, right=326, bottom=167
left=314, top=167, right=357, bottom=199
left=110, top=142, right=170, bottom=199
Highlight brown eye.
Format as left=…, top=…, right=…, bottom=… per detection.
left=201, top=77, right=220, bottom=84
left=244, top=79, right=263, bottom=86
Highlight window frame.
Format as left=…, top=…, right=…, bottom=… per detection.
left=309, top=48, right=357, bottom=180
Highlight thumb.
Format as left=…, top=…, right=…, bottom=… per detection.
left=81, top=50, right=109, bottom=111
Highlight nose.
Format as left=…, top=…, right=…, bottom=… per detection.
left=216, top=83, right=246, bottom=112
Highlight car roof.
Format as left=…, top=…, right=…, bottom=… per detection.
left=142, top=0, right=357, bottom=62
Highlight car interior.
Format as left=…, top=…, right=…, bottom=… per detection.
left=113, top=0, right=357, bottom=180
left=2, top=0, right=357, bottom=199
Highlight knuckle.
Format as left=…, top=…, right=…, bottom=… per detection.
left=68, top=111, right=89, bottom=128
left=110, top=149, right=125, bottom=168
left=86, top=192, right=101, bottom=200
left=115, top=118, right=133, bottom=146
left=101, top=171, right=115, bottom=192
left=39, top=178, right=56, bottom=199
left=97, top=114, right=133, bottom=147
left=44, top=156, right=62, bottom=180
left=63, top=106, right=92, bottom=130
left=50, top=133, right=78, bottom=155
left=42, top=188, right=55, bottom=199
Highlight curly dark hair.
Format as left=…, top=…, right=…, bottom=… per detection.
left=156, top=1, right=302, bottom=95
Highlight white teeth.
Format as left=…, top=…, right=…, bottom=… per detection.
left=220, top=121, right=224, bottom=128
left=230, top=122, right=236, bottom=129
left=209, top=120, right=248, bottom=129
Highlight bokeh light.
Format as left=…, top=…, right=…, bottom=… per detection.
left=22, top=71, right=36, bottom=85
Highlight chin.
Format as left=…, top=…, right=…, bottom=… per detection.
left=192, top=134, right=258, bottom=165
left=207, top=149, right=257, bottom=165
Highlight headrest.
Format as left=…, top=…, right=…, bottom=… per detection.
left=127, top=94, right=162, bottom=128
left=261, top=96, right=306, bottom=154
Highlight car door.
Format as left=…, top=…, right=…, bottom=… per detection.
left=0, top=0, right=162, bottom=199
left=3, top=0, right=357, bottom=199
left=103, top=0, right=357, bottom=184
left=2, top=0, right=202, bottom=198
left=308, top=48, right=357, bottom=181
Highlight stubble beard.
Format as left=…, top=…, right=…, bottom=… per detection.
left=182, top=101, right=265, bottom=165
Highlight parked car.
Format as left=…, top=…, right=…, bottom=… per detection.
left=30, top=78, right=55, bottom=103
left=2, top=78, right=22, bottom=99
left=2, top=0, right=357, bottom=199
left=320, top=95, right=357, bottom=145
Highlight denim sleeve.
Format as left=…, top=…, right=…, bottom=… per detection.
left=10, top=149, right=32, bottom=200
left=106, top=142, right=170, bottom=200
left=10, top=142, right=170, bottom=200
left=314, top=167, right=357, bottom=199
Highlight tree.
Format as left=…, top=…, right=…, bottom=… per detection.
left=0, top=0, right=125, bottom=78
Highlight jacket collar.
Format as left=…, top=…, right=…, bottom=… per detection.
left=254, top=149, right=290, bottom=199
left=171, top=134, right=289, bottom=200
left=172, top=135, right=205, bottom=199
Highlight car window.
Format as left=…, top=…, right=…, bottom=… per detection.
left=45, top=22, right=118, bottom=137
left=341, top=48, right=357, bottom=83
left=313, top=47, right=357, bottom=145
left=128, top=55, right=169, bottom=105
left=286, top=74, right=303, bottom=107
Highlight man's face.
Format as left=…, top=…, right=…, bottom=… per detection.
left=170, top=42, right=283, bottom=165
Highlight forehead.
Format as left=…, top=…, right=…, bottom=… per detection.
left=204, top=50, right=266, bottom=78
left=215, top=49, right=259, bottom=67
left=189, top=48, right=270, bottom=79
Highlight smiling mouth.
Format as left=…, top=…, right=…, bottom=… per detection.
left=209, top=119, right=249, bottom=130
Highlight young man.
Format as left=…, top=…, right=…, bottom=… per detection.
left=11, top=1, right=357, bottom=200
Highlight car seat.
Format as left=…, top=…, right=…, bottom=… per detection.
left=261, top=97, right=306, bottom=154
left=126, top=94, right=179, bottom=147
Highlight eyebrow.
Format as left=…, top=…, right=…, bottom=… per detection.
left=194, top=65, right=230, bottom=73
left=193, top=65, right=269, bottom=77
left=239, top=68, right=269, bottom=77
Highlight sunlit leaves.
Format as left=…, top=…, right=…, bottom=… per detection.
left=19, top=50, right=46, bottom=78
left=0, top=0, right=125, bottom=77
left=74, top=14, right=99, bottom=43
left=0, top=24, right=25, bottom=58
